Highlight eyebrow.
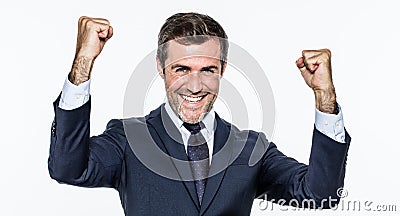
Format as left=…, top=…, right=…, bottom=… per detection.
left=201, top=65, right=219, bottom=71
left=171, top=64, right=190, bottom=70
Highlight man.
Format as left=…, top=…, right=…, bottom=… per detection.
left=48, top=13, right=350, bottom=215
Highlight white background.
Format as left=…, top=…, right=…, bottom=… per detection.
left=1, top=0, right=399, bottom=215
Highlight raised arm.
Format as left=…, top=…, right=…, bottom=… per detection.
left=48, top=16, right=124, bottom=188
left=257, top=49, right=351, bottom=208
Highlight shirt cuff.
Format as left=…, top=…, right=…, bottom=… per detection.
left=314, top=104, right=346, bottom=143
left=58, top=77, right=91, bottom=110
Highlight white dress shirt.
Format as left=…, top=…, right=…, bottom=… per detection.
left=164, top=100, right=216, bottom=163
left=59, top=78, right=346, bottom=159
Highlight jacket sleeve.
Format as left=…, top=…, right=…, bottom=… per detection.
left=48, top=95, right=126, bottom=188
left=257, top=126, right=351, bottom=208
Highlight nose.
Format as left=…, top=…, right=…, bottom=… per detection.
left=186, top=72, right=202, bottom=93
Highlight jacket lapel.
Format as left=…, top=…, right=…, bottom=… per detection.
left=146, top=105, right=201, bottom=210
left=146, top=106, right=235, bottom=213
left=200, top=114, right=233, bottom=215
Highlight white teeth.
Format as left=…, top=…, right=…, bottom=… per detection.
left=182, top=95, right=203, bottom=102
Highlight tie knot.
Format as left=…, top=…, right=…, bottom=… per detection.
left=183, top=122, right=203, bottom=134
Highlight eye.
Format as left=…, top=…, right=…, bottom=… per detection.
left=175, top=67, right=188, bottom=73
left=201, top=69, right=216, bottom=74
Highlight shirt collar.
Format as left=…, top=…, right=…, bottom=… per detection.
left=164, top=101, right=215, bottom=134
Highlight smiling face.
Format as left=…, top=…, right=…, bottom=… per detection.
left=158, top=39, right=225, bottom=124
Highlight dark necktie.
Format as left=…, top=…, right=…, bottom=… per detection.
left=183, top=122, right=210, bottom=205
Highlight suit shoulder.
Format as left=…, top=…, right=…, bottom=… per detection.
left=105, top=117, right=147, bottom=135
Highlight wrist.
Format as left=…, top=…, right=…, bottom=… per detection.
left=314, top=88, right=338, bottom=114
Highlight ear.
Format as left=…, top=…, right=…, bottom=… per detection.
left=156, top=57, right=165, bottom=79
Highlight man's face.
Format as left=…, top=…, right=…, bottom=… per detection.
left=158, top=39, right=224, bottom=124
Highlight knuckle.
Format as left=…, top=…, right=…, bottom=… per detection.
left=322, top=48, right=331, bottom=55
left=81, top=20, right=91, bottom=29
left=79, top=16, right=90, bottom=24
left=326, top=49, right=332, bottom=57
left=85, top=19, right=96, bottom=28
left=322, top=49, right=331, bottom=59
left=93, top=18, right=110, bottom=25
left=78, top=16, right=85, bottom=22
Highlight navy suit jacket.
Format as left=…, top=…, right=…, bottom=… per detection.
left=48, top=97, right=351, bottom=215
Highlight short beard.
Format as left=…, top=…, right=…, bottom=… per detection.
left=178, top=106, right=205, bottom=124
left=177, top=97, right=215, bottom=124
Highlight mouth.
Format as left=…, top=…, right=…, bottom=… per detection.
left=181, top=94, right=207, bottom=103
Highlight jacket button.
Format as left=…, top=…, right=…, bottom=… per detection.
left=51, top=120, right=56, bottom=137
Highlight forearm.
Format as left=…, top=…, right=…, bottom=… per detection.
left=48, top=96, right=92, bottom=185
left=314, top=88, right=338, bottom=114
left=49, top=95, right=125, bottom=188
left=258, top=128, right=350, bottom=208
left=306, top=126, right=351, bottom=203
left=68, top=56, right=95, bottom=85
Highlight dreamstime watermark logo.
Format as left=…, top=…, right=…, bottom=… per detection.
left=336, top=187, right=348, bottom=198
left=122, top=36, right=276, bottom=181
left=258, top=187, right=398, bottom=212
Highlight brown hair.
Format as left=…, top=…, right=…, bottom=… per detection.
left=157, top=12, right=229, bottom=69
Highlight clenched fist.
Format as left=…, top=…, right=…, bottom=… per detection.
left=75, top=16, right=113, bottom=58
left=69, top=16, right=113, bottom=85
left=296, top=49, right=338, bottom=114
